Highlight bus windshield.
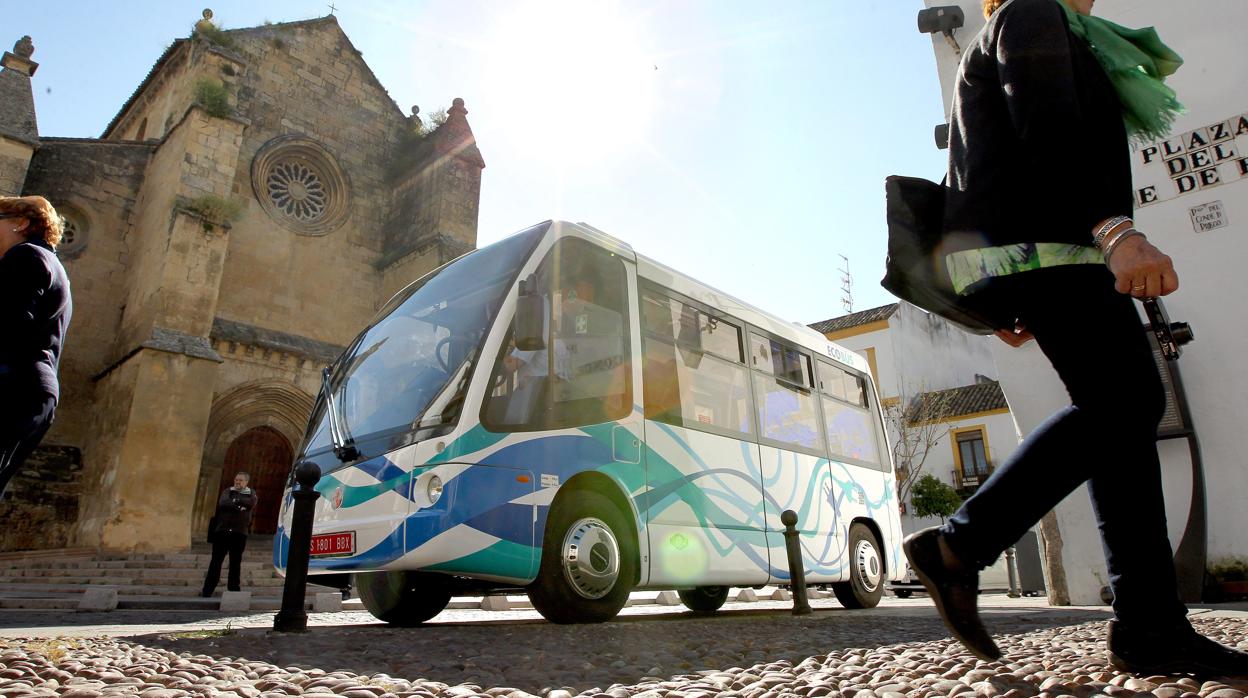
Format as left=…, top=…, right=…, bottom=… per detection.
left=302, top=224, right=548, bottom=459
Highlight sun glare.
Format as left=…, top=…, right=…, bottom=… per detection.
left=479, top=0, right=657, bottom=164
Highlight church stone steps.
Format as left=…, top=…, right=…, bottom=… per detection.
left=0, top=561, right=273, bottom=574
left=0, top=574, right=287, bottom=587
left=0, top=581, right=338, bottom=598
left=6, top=582, right=338, bottom=596
left=0, top=590, right=340, bottom=612
left=0, top=546, right=345, bottom=611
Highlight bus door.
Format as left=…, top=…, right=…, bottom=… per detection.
left=749, top=334, right=843, bottom=585
left=817, top=360, right=895, bottom=580
left=479, top=234, right=643, bottom=575
left=638, top=289, right=770, bottom=587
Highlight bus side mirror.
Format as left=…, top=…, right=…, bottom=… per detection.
left=514, top=274, right=546, bottom=351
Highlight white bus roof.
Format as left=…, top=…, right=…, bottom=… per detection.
left=556, top=221, right=870, bottom=375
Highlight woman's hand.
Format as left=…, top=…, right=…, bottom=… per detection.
left=1108, top=235, right=1179, bottom=298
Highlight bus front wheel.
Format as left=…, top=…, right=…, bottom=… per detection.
left=833, top=524, right=885, bottom=609
left=678, top=585, right=729, bottom=613
left=528, top=491, right=635, bottom=623
left=355, top=570, right=452, bottom=626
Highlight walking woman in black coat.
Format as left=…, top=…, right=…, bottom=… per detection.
left=0, top=196, right=71, bottom=496
left=902, top=0, right=1248, bottom=676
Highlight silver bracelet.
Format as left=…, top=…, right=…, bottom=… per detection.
left=1099, top=226, right=1131, bottom=252
left=1104, top=229, right=1145, bottom=264
left=1093, top=216, right=1133, bottom=248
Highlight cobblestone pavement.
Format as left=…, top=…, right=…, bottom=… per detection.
left=1, top=597, right=1246, bottom=698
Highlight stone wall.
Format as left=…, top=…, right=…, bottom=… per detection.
left=106, top=41, right=236, bottom=143
left=76, top=347, right=222, bottom=551
left=10, top=15, right=483, bottom=553
left=0, top=445, right=82, bottom=551
left=0, top=137, right=33, bottom=195
left=22, top=139, right=153, bottom=448
left=210, top=19, right=407, bottom=348
left=113, top=107, right=242, bottom=355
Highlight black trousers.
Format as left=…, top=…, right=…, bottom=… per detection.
left=0, top=392, right=56, bottom=497
left=942, top=264, right=1189, bottom=632
left=202, top=532, right=248, bottom=595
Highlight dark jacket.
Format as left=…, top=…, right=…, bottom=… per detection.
left=213, top=487, right=257, bottom=535
left=0, top=240, right=72, bottom=400
left=943, top=0, right=1133, bottom=252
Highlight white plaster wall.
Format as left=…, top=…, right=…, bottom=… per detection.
left=834, top=326, right=898, bottom=398
left=899, top=411, right=1022, bottom=534
left=891, top=304, right=999, bottom=400
left=835, top=304, right=998, bottom=402
left=922, top=0, right=1248, bottom=603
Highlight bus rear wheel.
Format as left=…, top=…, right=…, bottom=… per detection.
left=528, top=491, right=635, bottom=624
left=833, top=523, right=885, bottom=609
left=678, top=585, right=729, bottom=613
left=355, top=570, right=452, bottom=626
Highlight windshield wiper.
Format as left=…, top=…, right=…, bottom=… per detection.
left=320, top=366, right=359, bottom=462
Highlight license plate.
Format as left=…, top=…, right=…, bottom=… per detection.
left=310, top=531, right=355, bottom=557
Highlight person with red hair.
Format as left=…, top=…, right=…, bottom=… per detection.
left=0, top=196, right=72, bottom=494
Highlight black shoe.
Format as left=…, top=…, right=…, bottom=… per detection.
left=1108, top=620, right=1248, bottom=677
left=903, top=528, right=1002, bottom=661
left=200, top=591, right=213, bottom=598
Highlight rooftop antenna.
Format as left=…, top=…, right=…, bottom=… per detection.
left=839, top=254, right=853, bottom=314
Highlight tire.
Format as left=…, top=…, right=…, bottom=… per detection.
left=893, top=589, right=913, bottom=599
left=355, top=570, right=452, bottom=626
left=833, top=523, right=885, bottom=609
left=678, top=585, right=729, bottom=613
left=527, top=490, right=636, bottom=623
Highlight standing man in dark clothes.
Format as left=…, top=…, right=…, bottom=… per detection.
left=201, top=472, right=257, bottom=597
left=0, top=196, right=72, bottom=496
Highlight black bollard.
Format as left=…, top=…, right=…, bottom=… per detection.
left=273, top=460, right=322, bottom=632
left=781, top=509, right=812, bottom=615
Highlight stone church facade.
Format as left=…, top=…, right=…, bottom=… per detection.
left=0, top=14, right=484, bottom=552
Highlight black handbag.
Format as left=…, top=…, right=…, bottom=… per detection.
left=206, top=515, right=219, bottom=544
left=880, top=175, right=998, bottom=335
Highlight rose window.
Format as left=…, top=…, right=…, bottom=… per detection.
left=56, top=206, right=89, bottom=257
left=267, top=161, right=328, bottom=221
left=251, top=136, right=350, bottom=235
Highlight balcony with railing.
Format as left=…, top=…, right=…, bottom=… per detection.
left=955, top=461, right=995, bottom=494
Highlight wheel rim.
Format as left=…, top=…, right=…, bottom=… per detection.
left=853, top=538, right=882, bottom=592
left=560, top=516, right=621, bottom=600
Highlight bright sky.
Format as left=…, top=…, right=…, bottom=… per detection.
left=9, top=1, right=948, bottom=326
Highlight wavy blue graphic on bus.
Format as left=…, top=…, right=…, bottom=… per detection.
left=277, top=419, right=900, bottom=588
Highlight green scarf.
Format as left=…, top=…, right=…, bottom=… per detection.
left=1058, top=1, right=1185, bottom=142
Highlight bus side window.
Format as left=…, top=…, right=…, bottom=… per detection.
left=483, top=238, right=632, bottom=431
left=817, top=360, right=882, bottom=468
left=751, top=334, right=822, bottom=452
left=641, top=290, right=752, bottom=435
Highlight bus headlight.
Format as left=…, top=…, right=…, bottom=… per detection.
left=426, top=475, right=444, bottom=505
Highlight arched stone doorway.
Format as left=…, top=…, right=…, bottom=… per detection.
left=194, top=380, right=314, bottom=542
left=216, top=426, right=292, bottom=535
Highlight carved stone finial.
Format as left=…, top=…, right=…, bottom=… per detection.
left=13, top=36, right=33, bottom=59
left=410, top=105, right=420, bottom=118
left=195, top=9, right=216, bottom=34
left=449, top=97, right=467, bottom=116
